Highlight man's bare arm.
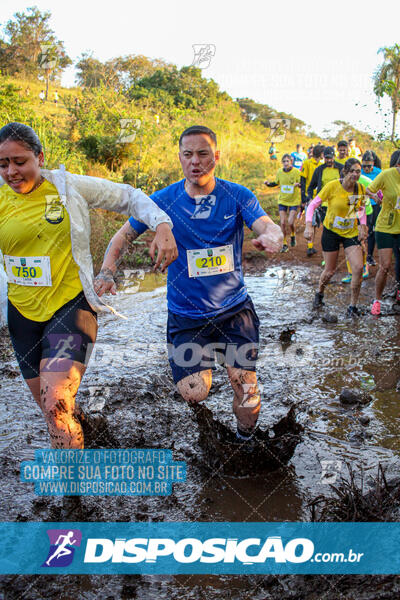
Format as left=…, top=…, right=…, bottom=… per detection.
left=251, top=215, right=283, bottom=253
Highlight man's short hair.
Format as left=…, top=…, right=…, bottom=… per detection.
left=337, top=140, right=348, bottom=148
left=179, top=126, right=217, bottom=147
left=313, top=144, right=325, bottom=159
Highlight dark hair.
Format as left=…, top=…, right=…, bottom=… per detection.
left=337, top=140, right=348, bottom=148
left=371, top=151, right=381, bottom=169
left=390, top=150, right=400, bottom=168
left=282, top=153, right=292, bottom=161
left=0, top=122, right=42, bottom=156
left=313, top=144, right=325, bottom=159
left=179, top=125, right=217, bottom=147
left=362, top=150, right=374, bottom=162
left=362, top=150, right=382, bottom=169
left=342, top=158, right=361, bottom=177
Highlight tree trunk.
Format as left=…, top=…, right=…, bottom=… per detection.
left=45, top=70, right=50, bottom=100
left=392, top=110, right=397, bottom=142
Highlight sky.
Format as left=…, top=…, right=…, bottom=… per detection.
left=1, top=0, right=399, bottom=138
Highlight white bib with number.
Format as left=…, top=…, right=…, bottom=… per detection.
left=332, top=216, right=355, bottom=231
left=187, top=245, right=234, bottom=278
left=281, top=185, right=294, bottom=194
left=395, top=196, right=400, bottom=210
left=4, top=255, right=52, bottom=287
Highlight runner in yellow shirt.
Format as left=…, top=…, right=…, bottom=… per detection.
left=349, top=139, right=362, bottom=160
left=335, top=140, right=349, bottom=165
left=0, top=122, right=177, bottom=449
left=265, top=154, right=301, bottom=252
left=366, top=150, right=400, bottom=315
left=304, top=159, right=368, bottom=317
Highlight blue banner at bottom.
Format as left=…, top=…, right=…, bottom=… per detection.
left=0, top=522, right=399, bottom=574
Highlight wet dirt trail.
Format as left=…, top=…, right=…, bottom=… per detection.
left=0, top=257, right=400, bottom=599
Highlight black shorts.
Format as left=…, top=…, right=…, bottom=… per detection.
left=7, top=292, right=98, bottom=380
left=375, top=231, right=400, bottom=250
left=167, top=297, right=259, bottom=384
left=321, top=226, right=360, bottom=252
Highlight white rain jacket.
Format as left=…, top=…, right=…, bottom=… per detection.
left=0, top=165, right=173, bottom=318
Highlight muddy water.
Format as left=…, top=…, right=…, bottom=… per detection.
left=0, top=265, right=400, bottom=599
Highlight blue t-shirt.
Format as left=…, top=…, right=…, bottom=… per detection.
left=361, top=166, right=381, bottom=204
left=291, top=151, right=307, bottom=169
left=129, top=178, right=266, bottom=318
left=361, top=166, right=381, bottom=180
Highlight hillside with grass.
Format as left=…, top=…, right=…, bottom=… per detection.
left=0, top=68, right=395, bottom=270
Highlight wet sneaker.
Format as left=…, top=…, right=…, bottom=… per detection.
left=362, top=265, right=369, bottom=279
left=371, top=300, right=381, bottom=316
left=307, top=247, right=317, bottom=256
left=341, top=274, right=352, bottom=284
left=290, top=236, right=296, bottom=247
left=235, top=429, right=256, bottom=453
left=280, top=244, right=289, bottom=253
left=366, top=255, right=376, bottom=266
left=385, top=283, right=399, bottom=299
left=313, top=292, right=325, bottom=308
left=346, top=305, right=360, bottom=318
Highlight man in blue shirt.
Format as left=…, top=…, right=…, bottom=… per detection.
left=96, top=126, right=282, bottom=445
left=290, top=144, right=307, bottom=169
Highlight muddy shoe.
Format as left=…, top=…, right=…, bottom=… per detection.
left=280, top=244, right=289, bottom=253
left=346, top=305, right=360, bottom=318
left=313, top=292, right=325, bottom=308
left=234, top=429, right=257, bottom=453
left=306, top=247, right=316, bottom=257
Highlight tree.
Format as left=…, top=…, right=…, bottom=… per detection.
left=0, top=80, right=34, bottom=123
left=0, top=6, right=71, bottom=96
left=236, top=98, right=305, bottom=132
left=331, top=120, right=374, bottom=149
left=75, top=54, right=119, bottom=89
left=75, top=53, right=172, bottom=90
left=374, top=44, right=400, bottom=144
left=130, top=66, right=228, bottom=110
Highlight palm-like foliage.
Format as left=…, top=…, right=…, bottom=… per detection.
left=374, top=44, right=400, bottom=144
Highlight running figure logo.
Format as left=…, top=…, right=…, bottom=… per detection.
left=42, top=529, right=82, bottom=567
left=43, top=334, right=82, bottom=371
left=267, top=119, right=291, bottom=143
left=191, top=195, right=216, bottom=219
left=191, top=44, right=216, bottom=69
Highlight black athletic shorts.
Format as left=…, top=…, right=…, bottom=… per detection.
left=375, top=231, right=400, bottom=250
left=167, top=297, right=259, bottom=384
left=321, top=226, right=361, bottom=252
left=7, top=292, right=98, bottom=380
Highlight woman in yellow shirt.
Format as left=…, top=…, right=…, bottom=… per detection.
left=0, top=122, right=177, bottom=449
left=304, top=159, right=368, bottom=317
left=264, top=154, right=301, bottom=252
left=366, top=150, right=400, bottom=315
